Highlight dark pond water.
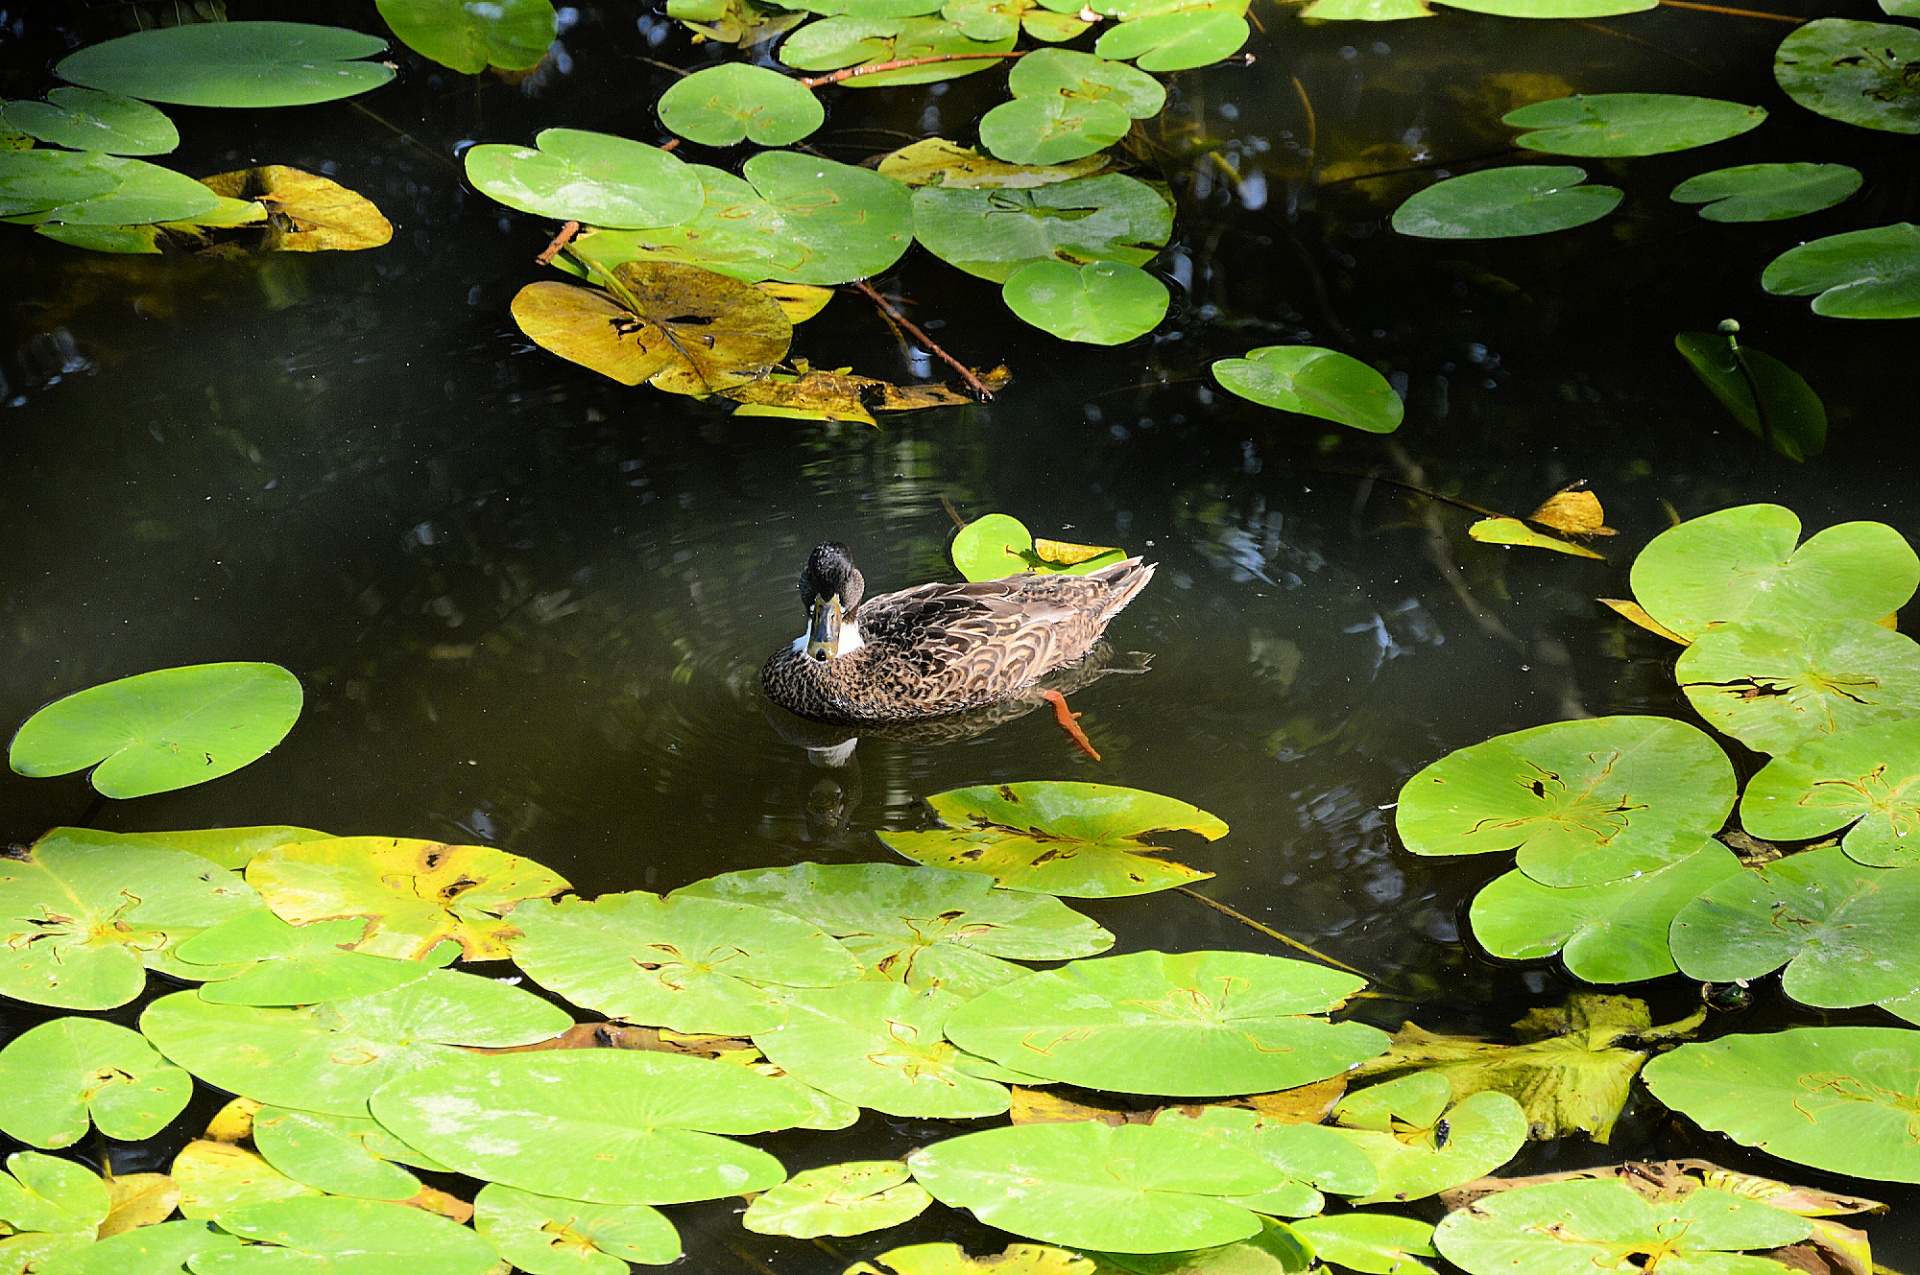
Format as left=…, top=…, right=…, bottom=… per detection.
left=2, top=1, right=1917, bottom=1269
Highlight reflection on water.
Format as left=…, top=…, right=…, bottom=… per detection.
left=4, top=0, right=1919, bottom=1265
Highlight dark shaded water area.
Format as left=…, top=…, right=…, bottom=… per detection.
left=3, top=1, right=1919, bottom=1268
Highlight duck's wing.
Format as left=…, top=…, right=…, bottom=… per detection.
left=858, top=580, right=1096, bottom=701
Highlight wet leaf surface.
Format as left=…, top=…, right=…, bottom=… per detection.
left=911, top=173, right=1172, bottom=282
left=1674, top=620, right=1920, bottom=754
left=465, top=128, right=704, bottom=229
left=1003, top=259, right=1168, bottom=344
left=473, top=1182, right=680, bottom=1272
left=252, top=1106, right=440, bottom=1201
left=0, top=1017, right=192, bottom=1149
left=0, top=89, right=176, bottom=155
left=1151, top=1106, right=1378, bottom=1216
left=55, top=22, right=394, bottom=108
left=376, top=0, right=557, bottom=73
left=1740, top=720, right=1920, bottom=866
left=1213, top=346, right=1404, bottom=434
left=1292, top=1214, right=1438, bottom=1275
left=1392, top=166, right=1621, bottom=239
left=1504, top=93, right=1766, bottom=155
left=1330, top=1073, right=1528, bottom=1205
left=193, top=1195, right=500, bottom=1273
left=1774, top=20, right=1920, bottom=134
left=743, top=1161, right=932, bottom=1237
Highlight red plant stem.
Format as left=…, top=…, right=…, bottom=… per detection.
left=852, top=280, right=995, bottom=402
left=797, top=51, right=1022, bottom=88
left=535, top=220, right=580, bottom=266
left=1041, top=690, right=1100, bottom=761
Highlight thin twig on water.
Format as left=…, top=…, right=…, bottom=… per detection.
left=852, top=280, right=996, bottom=401
left=797, top=51, right=1022, bottom=88
left=534, top=221, right=580, bottom=266
left=1175, top=887, right=1373, bottom=979
left=1658, top=0, right=1802, bottom=19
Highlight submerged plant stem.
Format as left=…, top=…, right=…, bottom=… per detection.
left=1291, top=75, right=1317, bottom=167
left=852, top=280, right=996, bottom=401
left=1657, top=0, right=1803, bottom=20
left=797, top=51, right=1022, bottom=88
left=1175, top=887, right=1372, bottom=979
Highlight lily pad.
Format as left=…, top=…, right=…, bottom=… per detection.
left=1674, top=621, right=1920, bottom=754
left=876, top=781, right=1227, bottom=897
left=1329, top=1073, right=1528, bottom=1205
left=1669, top=845, right=1920, bottom=1006
left=948, top=514, right=1125, bottom=585
left=1671, top=163, right=1862, bottom=222
left=878, top=138, right=1113, bottom=188
left=944, top=949, right=1386, bottom=1095
left=777, top=16, right=1015, bottom=87
left=1291, top=1214, right=1438, bottom=1275
left=744, top=1161, right=932, bottom=1237
left=980, top=96, right=1132, bottom=166
left=911, top=173, right=1173, bottom=282
left=1004, top=260, right=1168, bottom=344
left=0, top=150, right=118, bottom=217
left=1504, top=94, right=1766, bottom=156
left=1741, top=720, right=1920, bottom=866
left=852, top=1243, right=1100, bottom=1274
left=34, top=155, right=221, bottom=226
left=474, top=1183, right=680, bottom=1272
left=193, top=1196, right=499, bottom=1274
left=508, top=890, right=861, bottom=1034
left=0, top=829, right=261, bottom=1009
left=56, top=22, right=394, bottom=108
left=1774, top=19, right=1920, bottom=134
left=1392, top=166, right=1621, bottom=239
left=658, top=64, right=823, bottom=147
left=0, top=1017, right=192, bottom=1150
left=9, top=662, right=301, bottom=799
left=464, top=128, right=703, bottom=229
left=140, top=970, right=572, bottom=1116
left=1151, top=1106, right=1379, bottom=1216
left=1213, top=346, right=1404, bottom=434
left=39, top=1219, right=240, bottom=1275
left=1761, top=223, right=1920, bottom=320
left=375, top=0, right=557, bottom=73
left=1674, top=329, right=1826, bottom=461
left=1395, top=716, right=1738, bottom=888
left=0, top=1151, right=108, bottom=1247
left=197, top=166, right=392, bottom=252
left=251, top=1107, right=435, bottom=1201
left=1630, top=505, right=1919, bottom=640
left=246, top=835, right=570, bottom=961
left=176, top=910, right=455, bottom=1005
left=1469, top=840, right=1743, bottom=983
left=0, top=89, right=176, bottom=155
left=93, top=825, right=331, bottom=872
left=1433, top=1179, right=1810, bottom=1275
left=1093, top=11, right=1250, bottom=72
left=369, top=1051, right=807, bottom=1204
left=172, top=1140, right=318, bottom=1220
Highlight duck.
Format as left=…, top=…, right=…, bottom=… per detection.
left=761, top=541, right=1156, bottom=724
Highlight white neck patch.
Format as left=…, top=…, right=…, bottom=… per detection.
left=793, top=618, right=866, bottom=658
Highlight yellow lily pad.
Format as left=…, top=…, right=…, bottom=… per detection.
left=199, top=165, right=390, bottom=251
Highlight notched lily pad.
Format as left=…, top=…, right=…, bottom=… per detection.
left=55, top=22, right=394, bottom=108
left=1292, top=1214, right=1437, bottom=1275
left=196, top=166, right=391, bottom=252
left=949, top=513, right=1125, bottom=585
left=1741, top=720, right=1920, bottom=866
left=1393, top=166, right=1620, bottom=239
left=376, top=0, right=558, bottom=74
left=474, top=1182, right=681, bottom=1272
left=1213, top=346, right=1404, bottom=434
left=1674, top=620, right=1920, bottom=754
left=1329, top=1072, right=1528, bottom=1205
left=1671, top=163, right=1861, bottom=222
left=1761, top=223, right=1920, bottom=320
left=911, top=173, right=1172, bottom=282
left=194, top=1195, right=500, bottom=1273
left=1504, top=93, right=1765, bottom=156
left=1003, top=259, right=1168, bottom=345
left=1774, top=19, right=1920, bottom=135
left=0, top=88, right=177, bottom=155
left=744, top=1161, right=931, bottom=1237
left=465, top=127, right=704, bottom=228
left=0, top=1017, right=192, bottom=1149
left=657, top=63, right=823, bottom=147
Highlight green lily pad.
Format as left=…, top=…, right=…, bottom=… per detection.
left=247, top=835, right=570, bottom=961
left=251, top=1107, right=435, bottom=1201
left=1212, top=346, right=1404, bottom=434
left=980, top=96, right=1132, bottom=166
left=1631, top=505, right=1919, bottom=640
left=946, top=0, right=1092, bottom=40
left=1093, top=11, right=1250, bottom=72
left=39, top=1219, right=241, bottom=1275
left=1392, top=166, right=1621, bottom=239
left=175, top=908, right=458, bottom=1005
left=193, top=1196, right=499, bottom=1274
left=464, top=128, right=703, bottom=230
left=910, top=173, right=1173, bottom=282
left=508, top=890, right=861, bottom=1034
left=676, top=861, right=1111, bottom=998
left=777, top=16, right=1015, bottom=86
left=9, top=662, right=301, bottom=798
left=375, top=0, right=557, bottom=73
left=0, top=1151, right=109, bottom=1237
left=1504, top=93, right=1765, bottom=156
left=1761, top=222, right=1920, bottom=320
left=1670, top=163, right=1862, bottom=222
left=910, top=1120, right=1278, bottom=1253
left=1668, top=845, right=1920, bottom=1007
left=1292, top=1214, right=1438, bottom=1275
left=852, top=1242, right=1102, bottom=1274
left=657, top=64, right=822, bottom=147
left=1468, top=840, right=1744, bottom=984
left=173, top=1139, right=318, bottom=1220
left=1011, top=48, right=1165, bottom=114
left=1433, top=1179, right=1809, bottom=1275
left=1094, top=1218, right=1316, bottom=1275
left=1674, top=329, right=1826, bottom=461
left=0, top=1017, right=192, bottom=1150
left=878, top=138, right=1113, bottom=189
left=474, top=1183, right=680, bottom=1272
left=37, top=155, right=221, bottom=226
left=0, top=89, right=176, bottom=155
left=0, top=149, right=118, bottom=217
left=1395, top=716, right=1737, bottom=887
left=743, top=1161, right=932, bottom=1237
left=1004, top=260, right=1168, bottom=344
left=1741, top=720, right=1920, bottom=866
left=95, top=825, right=332, bottom=872
left=876, top=781, right=1227, bottom=897
left=1644, top=1027, right=1920, bottom=1183
left=140, top=970, right=572, bottom=1116
left=369, top=1051, right=806, bottom=1204
left=56, top=22, right=394, bottom=108
left=1674, top=621, right=1920, bottom=754
left=1775, top=19, right=1920, bottom=134
left=0, top=829, right=261, bottom=1009
left=1150, top=1107, right=1379, bottom=1216
left=753, top=983, right=1011, bottom=1117
left=1329, top=1073, right=1528, bottom=1205
left=948, top=514, right=1126, bottom=585
left=944, top=949, right=1386, bottom=1095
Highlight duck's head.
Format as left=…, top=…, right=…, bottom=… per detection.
left=796, top=541, right=867, bottom=661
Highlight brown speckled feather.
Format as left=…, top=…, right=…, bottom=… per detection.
left=763, top=557, right=1154, bottom=723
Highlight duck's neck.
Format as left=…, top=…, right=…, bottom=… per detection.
left=791, top=619, right=865, bottom=658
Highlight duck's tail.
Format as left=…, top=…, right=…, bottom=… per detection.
left=1089, top=557, right=1156, bottom=630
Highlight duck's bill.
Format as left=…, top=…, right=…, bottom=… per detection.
left=806, top=596, right=842, bottom=660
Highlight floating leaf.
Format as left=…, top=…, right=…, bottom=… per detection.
left=252, top=1107, right=436, bottom=1201
left=1467, top=518, right=1603, bottom=559
left=0, top=89, right=176, bottom=155
left=509, top=890, right=861, bottom=1035
left=911, top=173, right=1172, bottom=282
left=0, top=149, right=118, bottom=217
left=9, top=662, right=300, bottom=798
left=1674, top=620, right=1920, bottom=754
left=877, top=781, right=1226, bottom=897
left=197, top=166, right=391, bottom=252
left=91, top=825, right=331, bottom=872
left=1669, top=845, right=1920, bottom=1007
left=658, top=64, right=822, bottom=147
left=1305, top=0, right=1435, bottom=17
left=1775, top=20, right=1920, bottom=134
left=1674, top=328, right=1826, bottom=461
left=1395, top=716, right=1737, bottom=887
left=1212, top=346, right=1404, bottom=434
left=1598, top=599, right=1688, bottom=644
left=1329, top=1073, right=1528, bottom=1205
left=1761, top=223, right=1920, bottom=320
left=1671, top=163, right=1861, bottom=222
left=849, top=1243, right=1097, bottom=1275
left=945, top=949, right=1385, bottom=1095
left=1528, top=488, right=1615, bottom=539
left=376, top=0, right=556, bottom=72
left=1093, top=11, right=1250, bottom=72
left=141, top=971, right=572, bottom=1116
left=370, top=1051, right=806, bottom=1204
left=1741, top=720, right=1920, bottom=866
left=474, top=1183, right=680, bottom=1273
left=98, top=1172, right=183, bottom=1238
left=465, top=128, right=704, bottom=229
left=1392, top=166, right=1621, bottom=239
left=56, top=22, right=394, bottom=108
left=947, top=0, right=1092, bottom=41
left=725, top=364, right=975, bottom=425
left=777, top=16, right=1015, bottom=86
left=176, top=911, right=455, bottom=1006
left=1003, top=260, right=1168, bottom=344
left=46, top=1219, right=240, bottom=1274
left=0, top=1151, right=110, bottom=1237
left=949, top=513, right=1124, bottom=584
left=194, top=1196, right=499, bottom=1274
left=1504, top=93, right=1765, bottom=156
left=1468, top=841, right=1743, bottom=983
left=878, top=138, right=1113, bottom=189
left=980, top=96, right=1132, bottom=167
left=744, top=1161, right=931, bottom=1237
left=173, top=1140, right=318, bottom=1220
left=1151, top=1106, right=1379, bottom=1216
left=1292, top=1214, right=1438, bottom=1275
left=247, top=835, right=569, bottom=961
left=1630, top=505, right=1919, bottom=640
left=0, top=1017, right=192, bottom=1150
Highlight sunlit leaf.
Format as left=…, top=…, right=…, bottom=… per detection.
left=1741, top=720, right=1920, bottom=866
left=194, top=1196, right=499, bottom=1273
left=950, top=513, right=1125, bottom=583
left=97, top=1172, right=182, bottom=1239
left=1467, top=518, right=1603, bottom=558
left=84, top=825, right=331, bottom=872
left=778, top=16, right=1015, bottom=86
left=1329, top=1073, right=1527, bottom=1204
left=0, top=1017, right=192, bottom=1149
left=0, top=88, right=176, bottom=155
left=1292, top=1214, right=1438, bottom=1275
left=42, top=1220, right=239, bottom=1275
left=658, top=63, right=823, bottom=147
left=911, top=173, right=1172, bottom=282
left=465, top=128, right=704, bottom=229
left=376, top=0, right=556, bottom=73
left=1392, top=166, right=1621, bottom=239
left=1774, top=19, right=1920, bottom=134
left=0, top=149, right=118, bottom=217
left=1504, top=93, right=1765, bottom=156
left=0, top=1151, right=110, bottom=1236
left=1528, top=488, right=1614, bottom=537
left=252, top=1106, right=438, bottom=1201
left=744, top=1161, right=932, bottom=1237
left=878, top=138, right=1113, bottom=189
left=1671, top=163, right=1861, bottom=222
left=1674, top=620, right=1920, bottom=754
left=56, top=22, right=394, bottom=108
left=980, top=96, right=1132, bottom=166
left=1150, top=1106, right=1378, bottom=1216
left=1213, top=345, right=1403, bottom=434
left=945, top=0, right=1092, bottom=41
left=1761, top=223, right=1920, bottom=320
left=847, top=1243, right=1097, bottom=1275
left=1003, top=259, right=1168, bottom=344
left=1674, top=328, right=1826, bottom=460
left=1302, top=0, right=1434, bottom=20
left=725, top=364, right=975, bottom=426
left=1597, top=598, right=1688, bottom=644
left=196, top=166, right=391, bottom=251
left=176, top=910, right=456, bottom=1006
left=173, top=1140, right=318, bottom=1220
left=474, top=1183, right=680, bottom=1273
left=1093, top=11, right=1250, bottom=72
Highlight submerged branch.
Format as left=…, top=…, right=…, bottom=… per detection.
left=534, top=221, right=580, bottom=267
left=1657, top=0, right=1803, bottom=19
left=797, top=51, right=1023, bottom=87
left=1175, top=887, right=1373, bottom=980
left=852, top=280, right=996, bottom=401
